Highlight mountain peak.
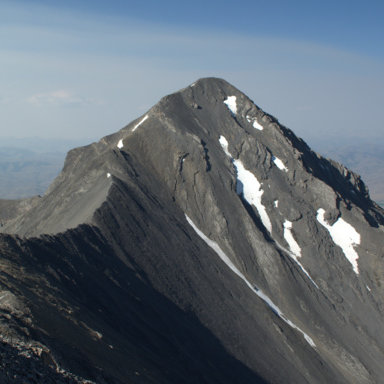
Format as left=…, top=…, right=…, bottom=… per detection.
left=185, top=76, right=239, bottom=92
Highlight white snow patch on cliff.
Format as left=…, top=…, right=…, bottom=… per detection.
left=317, top=208, right=360, bottom=274
left=219, top=135, right=272, bottom=234
left=283, top=221, right=301, bottom=258
left=246, top=115, right=264, bottom=130
left=253, top=120, right=264, bottom=130
left=219, top=135, right=231, bottom=157
left=107, top=173, right=111, bottom=178
left=117, top=139, right=124, bottom=149
left=273, top=156, right=288, bottom=172
left=185, top=215, right=315, bottom=348
left=274, top=200, right=279, bottom=208
left=132, top=114, right=149, bottom=132
left=224, top=96, right=237, bottom=115
left=234, top=160, right=272, bottom=234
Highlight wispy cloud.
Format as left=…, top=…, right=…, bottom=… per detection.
left=27, top=90, right=94, bottom=107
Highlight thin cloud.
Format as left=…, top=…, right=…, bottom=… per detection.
left=27, top=90, right=93, bottom=107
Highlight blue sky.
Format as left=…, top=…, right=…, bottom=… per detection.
left=0, top=0, right=383, bottom=148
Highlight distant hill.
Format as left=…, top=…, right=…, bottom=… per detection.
left=0, top=138, right=88, bottom=199
left=0, top=148, right=64, bottom=198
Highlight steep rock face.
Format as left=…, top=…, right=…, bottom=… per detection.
left=0, top=78, right=384, bottom=383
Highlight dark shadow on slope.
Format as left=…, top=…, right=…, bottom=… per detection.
left=0, top=229, right=269, bottom=384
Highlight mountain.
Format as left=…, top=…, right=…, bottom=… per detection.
left=0, top=78, right=383, bottom=383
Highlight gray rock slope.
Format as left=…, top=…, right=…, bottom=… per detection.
left=0, top=78, right=384, bottom=383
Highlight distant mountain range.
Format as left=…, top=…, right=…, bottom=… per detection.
left=0, top=148, right=64, bottom=199
left=0, top=138, right=87, bottom=199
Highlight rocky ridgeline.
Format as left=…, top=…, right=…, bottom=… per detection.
left=0, top=336, right=94, bottom=383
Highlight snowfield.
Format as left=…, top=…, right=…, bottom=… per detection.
left=317, top=208, right=361, bottom=274
left=132, top=114, right=149, bottom=132
left=224, top=96, right=237, bottom=115
left=219, top=135, right=272, bottom=234
left=273, top=156, right=288, bottom=172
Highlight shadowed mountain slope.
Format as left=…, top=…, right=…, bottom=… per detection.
left=0, top=78, right=383, bottom=383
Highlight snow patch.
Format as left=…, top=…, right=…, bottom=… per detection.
left=117, top=139, right=124, bottom=149
left=274, top=200, right=279, bottom=208
left=224, top=96, right=237, bottom=115
left=253, top=120, right=264, bottom=130
left=185, top=215, right=315, bottom=348
left=273, top=156, right=288, bottom=172
left=219, top=135, right=231, bottom=157
left=366, top=285, right=371, bottom=292
left=246, top=115, right=263, bottom=130
left=283, top=221, right=301, bottom=258
left=132, top=114, right=149, bottom=132
left=219, top=135, right=272, bottom=234
left=234, top=160, right=272, bottom=234
left=317, top=208, right=360, bottom=274
left=107, top=173, right=111, bottom=178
